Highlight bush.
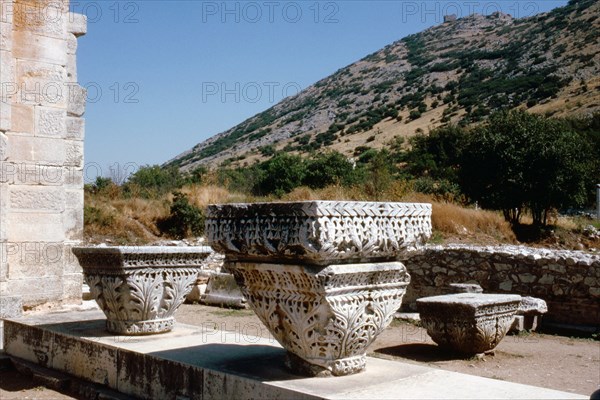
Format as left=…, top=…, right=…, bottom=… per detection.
left=157, top=192, right=205, bottom=239
left=254, top=153, right=306, bottom=197
left=124, top=165, right=184, bottom=198
left=303, top=151, right=355, bottom=189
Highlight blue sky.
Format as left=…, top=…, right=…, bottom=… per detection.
left=72, top=0, right=567, bottom=180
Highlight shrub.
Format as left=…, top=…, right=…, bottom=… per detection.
left=303, top=151, right=355, bottom=189
left=254, top=153, right=306, bottom=197
left=157, top=192, right=205, bottom=239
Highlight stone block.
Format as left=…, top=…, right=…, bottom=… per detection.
left=0, top=131, right=7, bottom=160
left=51, top=331, right=117, bottom=387
left=65, top=53, right=76, bottom=81
left=228, top=261, right=411, bottom=376
left=417, top=293, right=522, bottom=355
left=73, top=246, right=212, bottom=335
left=201, top=272, right=246, bottom=308
left=35, top=106, right=65, bottom=137
left=5, top=241, right=64, bottom=279
left=66, top=33, right=77, bottom=55
left=62, top=272, right=82, bottom=300
left=7, top=212, right=65, bottom=242
left=0, top=21, right=12, bottom=50
left=0, top=162, right=64, bottom=186
left=6, top=275, right=64, bottom=306
left=0, top=295, right=22, bottom=318
left=0, top=185, right=6, bottom=240
left=63, top=244, right=82, bottom=274
left=0, top=100, right=10, bottom=132
left=0, top=241, right=7, bottom=281
left=66, top=83, right=86, bottom=117
left=6, top=134, right=65, bottom=164
left=12, top=31, right=67, bottom=65
left=13, top=0, right=67, bottom=39
left=447, top=282, right=483, bottom=294
left=15, top=60, right=67, bottom=107
left=207, top=201, right=432, bottom=266
left=518, top=296, right=548, bottom=315
left=0, top=49, right=15, bottom=99
left=63, top=207, right=83, bottom=241
left=63, top=166, right=83, bottom=188
left=65, top=116, right=84, bottom=140
left=65, top=140, right=82, bottom=167
left=9, top=186, right=65, bottom=211
left=11, top=103, right=34, bottom=133
left=68, top=13, right=87, bottom=37
left=3, top=319, right=56, bottom=367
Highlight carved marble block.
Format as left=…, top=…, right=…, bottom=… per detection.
left=73, top=246, right=211, bottom=335
left=206, top=201, right=432, bottom=376
left=417, top=293, right=522, bottom=355
left=206, top=201, right=432, bottom=265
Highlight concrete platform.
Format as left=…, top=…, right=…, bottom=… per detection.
left=2, top=310, right=586, bottom=400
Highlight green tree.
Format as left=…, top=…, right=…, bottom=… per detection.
left=124, top=165, right=183, bottom=198
left=460, top=110, right=595, bottom=226
left=362, top=149, right=394, bottom=200
left=303, top=151, right=355, bottom=189
left=254, top=153, right=306, bottom=197
left=404, top=125, right=466, bottom=182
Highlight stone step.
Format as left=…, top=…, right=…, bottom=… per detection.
left=10, top=356, right=133, bottom=400
left=2, top=309, right=587, bottom=400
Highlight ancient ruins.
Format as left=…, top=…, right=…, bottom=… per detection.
left=73, top=246, right=212, bottom=335
left=0, top=0, right=86, bottom=343
left=0, top=1, right=597, bottom=399
left=417, top=293, right=522, bottom=355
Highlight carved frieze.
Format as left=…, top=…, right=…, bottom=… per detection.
left=206, top=201, right=432, bottom=265
left=227, top=261, right=411, bottom=376
left=417, top=293, right=522, bottom=354
left=73, top=246, right=211, bottom=335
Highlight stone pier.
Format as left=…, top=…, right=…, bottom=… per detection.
left=206, top=201, right=432, bottom=376
left=0, top=0, right=87, bottom=338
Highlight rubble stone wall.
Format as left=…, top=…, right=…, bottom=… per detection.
left=402, top=245, right=600, bottom=326
left=0, top=0, right=86, bottom=309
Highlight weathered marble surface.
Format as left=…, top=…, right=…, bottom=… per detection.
left=206, top=201, right=432, bottom=376
left=206, top=201, right=432, bottom=265
left=402, top=245, right=600, bottom=327
left=73, top=246, right=211, bottom=335
left=228, top=261, right=410, bottom=376
left=417, top=293, right=522, bottom=355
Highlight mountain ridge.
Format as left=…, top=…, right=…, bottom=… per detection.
left=166, top=0, right=599, bottom=171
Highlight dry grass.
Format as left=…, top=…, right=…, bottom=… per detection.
left=84, top=193, right=168, bottom=244
left=181, top=185, right=252, bottom=208
left=85, top=183, right=519, bottom=245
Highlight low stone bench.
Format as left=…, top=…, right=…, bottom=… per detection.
left=417, top=293, right=522, bottom=355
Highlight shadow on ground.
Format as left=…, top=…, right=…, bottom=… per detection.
left=375, top=343, right=469, bottom=362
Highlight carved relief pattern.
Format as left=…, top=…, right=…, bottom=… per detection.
left=207, top=202, right=432, bottom=264
left=230, top=262, right=410, bottom=376
left=420, top=303, right=520, bottom=354
left=83, top=267, right=199, bottom=335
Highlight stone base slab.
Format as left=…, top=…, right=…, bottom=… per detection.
left=201, top=272, right=246, bottom=308
left=2, top=310, right=586, bottom=399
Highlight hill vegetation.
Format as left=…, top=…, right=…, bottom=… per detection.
left=86, top=110, right=600, bottom=250
left=85, top=1, right=600, bottom=249
left=165, top=0, right=599, bottom=170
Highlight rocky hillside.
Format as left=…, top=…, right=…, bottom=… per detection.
left=166, top=0, right=599, bottom=171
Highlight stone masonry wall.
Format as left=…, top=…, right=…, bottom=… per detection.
left=402, top=245, right=600, bottom=327
left=0, top=0, right=86, bottom=310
